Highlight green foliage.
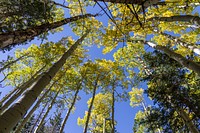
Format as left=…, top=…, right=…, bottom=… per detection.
left=140, top=50, right=200, bottom=132
left=0, top=0, right=55, bottom=33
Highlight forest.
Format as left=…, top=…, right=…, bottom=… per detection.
left=0, top=0, right=200, bottom=133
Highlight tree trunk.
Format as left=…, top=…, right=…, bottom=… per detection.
left=0, top=31, right=90, bottom=133
left=15, top=69, right=67, bottom=133
left=59, top=84, right=81, bottom=133
left=0, top=14, right=95, bottom=50
left=0, top=66, right=45, bottom=114
left=83, top=79, right=98, bottom=133
left=148, top=15, right=200, bottom=26
left=146, top=41, right=200, bottom=76
left=177, top=108, right=199, bottom=133
left=157, top=31, right=200, bottom=55
left=14, top=88, right=51, bottom=133
left=29, top=101, right=49, bottom=133
left=0, top=87, right=18, bottom=108
left=111, top=86, right=115, bottom=133
left=34, top=90, right=60, bottom=133
left=94, top=0, right=159, bottom=5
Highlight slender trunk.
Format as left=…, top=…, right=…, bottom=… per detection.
left=148, top=15, right=200, bottom=26
left=0, top=53, right=28, bottom=73
left=146, top=41, right=200, bottom=76
left=59, top=85, right=81, bottom=133
left=29, top=101, right=49, bottom=133
left=14, top=88, right=52, bottom=133
left=34, top=90, right=60, bottom=133
left=94, top=0, right=159, bottom=5
left=0, top=87, right=18, bottom=107
left=0, top=31, right=90, bottom=133
left=137, top=55, right=152, bottom=75
left=83, top=79, right=98, bottom=133
left=111, top=86, right=115, bottom=133
left=158, top=31, right=200, bottom=55
left=153, top=1, right=200, bottom=7
left=17, top=71, right=68, bottom=133
left=177, top=108, right=199, bottom=133
left=0, top=66, right=45, bottom=114
left=0, top=14, right=95, bottom=50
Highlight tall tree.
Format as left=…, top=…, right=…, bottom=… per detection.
left=0, top=31, right=90, bottom=133
left=0, top=14, right=96, bottom=51
left=140, top=51, right=200, bottom=132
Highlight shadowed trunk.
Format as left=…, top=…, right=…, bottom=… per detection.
left=0, top=14, right=96, bottom=50
left=0, top=66, right=45, bottom=114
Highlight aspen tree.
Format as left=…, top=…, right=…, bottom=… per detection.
left=83, top=77, right=98, bottom=133
left=0, top=31, right=90, bottom=133
left=34, top=89, right=60, bottom=133
left=146, top=41, right=200, bottom=76
left=0, top=66, right=45, bottom=114
left=0, top=14, right=96, bottom=50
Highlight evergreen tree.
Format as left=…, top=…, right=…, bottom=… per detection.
left=140, top=51, right=200, bottom=132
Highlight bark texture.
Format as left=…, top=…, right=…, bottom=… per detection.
left=0, top=14, right=96, bottom=50
left=14, top=88, right=51, bottom=133
left=158, top=31, right=200, bottom=55
left=83, top=79, right=98, bottom=133
left=146, top=41, right=200, bottom=76
left=0, top=71, right=44, bottom=114
left=149, top=15, right=200, bottom=26
left=0, top=31, right=89, bottom=133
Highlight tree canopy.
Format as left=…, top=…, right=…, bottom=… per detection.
left=0, top=0, right=200, bottom=133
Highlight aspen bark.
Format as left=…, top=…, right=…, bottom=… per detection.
left=14, top=89, right=51, bottom=133
left=0, top=66, right=45, bottom=114
left=149, top=15, right=200, bottom=26
left=34, top=90, right=60, bottom=133
left=15, top=70, right=67, bottom=133
left=59, top=85, right=81, bottom=133
left=0, top=14, right=96, bottom=50
left=158, top=31, right=200, bottom=55
left=0, top=31, right=90, bottom=133
left=83, top=79, right=98, bottom=133
left=146, top=41, right=200, bottom=76
left=0, top=87, right=18, bottom=107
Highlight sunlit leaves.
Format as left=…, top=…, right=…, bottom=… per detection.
left=77, top=93, right=113, bottom=132
left=129, top=88, right=144, bottom=107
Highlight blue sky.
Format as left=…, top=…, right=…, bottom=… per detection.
left=3, top=1, right=199, bottom=133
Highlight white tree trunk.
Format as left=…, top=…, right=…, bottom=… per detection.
left=0, top=68, right=44, bottom=114
left=0, top=31, right=90, bottom=133
left=149, top=15, right=200, bottom=26
left=157, top=31, right=200, bottom=55
left=14, top=88, right=51, bottom=133
left=146, top=41, right=200, bottom=76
